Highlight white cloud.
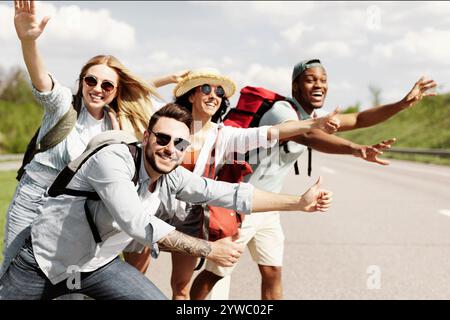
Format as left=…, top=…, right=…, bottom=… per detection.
left=280, top=22, right=315, bottom=45
left=0, top=4, right=15, bottom=40
left=309, top=41, right=352, bottom=58
left=366, top=28, right=450, bottom=67
left=228, top=64, right=291, bottom=98
left=0, top=2, right=136, bottom=51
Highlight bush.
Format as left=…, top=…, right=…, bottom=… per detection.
left=0, top=101, right=42, bottom=153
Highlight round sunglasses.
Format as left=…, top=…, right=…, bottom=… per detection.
left=83, top=75, right=116, bottom=93
left=199, top=84, right=225, bottom=98
left=148, top=130, right=191, bottom=152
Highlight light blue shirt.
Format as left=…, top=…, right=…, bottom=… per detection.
left=31, top=140, right=254, bottom=284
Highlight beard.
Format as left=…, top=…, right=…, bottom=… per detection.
left=146, top=148, right=179, bottom=175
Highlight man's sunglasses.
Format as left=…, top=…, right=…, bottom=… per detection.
left=199, top=84, right=225, bottom=98
left=149, top=130, right=191, bottom=152
left=83, top=75, right=116, bottom=93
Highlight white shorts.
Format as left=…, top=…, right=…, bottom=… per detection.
left=205, top=211, right=285, bottom=277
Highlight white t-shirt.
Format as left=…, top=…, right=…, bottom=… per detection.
left=245, top=98, right=327, bottom=193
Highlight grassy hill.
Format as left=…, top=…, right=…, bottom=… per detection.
left=338, top=94, right=450, bottom=166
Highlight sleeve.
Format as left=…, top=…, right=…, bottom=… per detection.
left=221, top=125, right=277, bottom=156
left=84, top=145, right=175, bottom=245
left=259, top=100, right=299, bottom=126
left=167, top=166, right=255, bottom=214
left=32, top=73, right=73, bottom=115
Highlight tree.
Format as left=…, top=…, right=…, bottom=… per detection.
left=0, top=67, right=35, bottom=105
left=368, top=85, right=382, bottom=107
left=342, top=102, right=360, bottom=114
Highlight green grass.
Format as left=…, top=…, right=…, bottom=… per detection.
left=338, top=94, right=450, bottom=166
left=0, top=171, right=18, bottom=263
left=0, top=101, right=42, bottom=154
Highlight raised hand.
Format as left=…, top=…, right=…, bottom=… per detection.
left=402, top=77, right=437, bottom=108
left=299, top=176, right=333, bottom=212
left=14, top=0, right=50, bottom=42
left=352, top=138, right=396, bottom=165
left=169, top=70, right=191, bottom=84
left=312, top=108, right=341, bottom=134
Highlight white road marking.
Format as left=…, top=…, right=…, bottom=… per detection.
left=438, top=209, right=450, bottom=218
left=320, top=166, right=336, bottom=174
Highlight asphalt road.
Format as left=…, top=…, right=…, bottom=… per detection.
left=146, top=151, right=450, bottom=300
left=3, top=152, right=450, bottom=299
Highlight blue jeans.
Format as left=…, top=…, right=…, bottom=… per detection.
left=0, top=173, right=47, bottom=278
left=0, top=239, right=168, bottom=300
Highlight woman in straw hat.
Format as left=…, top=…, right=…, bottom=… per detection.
left=1, top=0, right=175, bottom=278
left=139, top=67, right=339, bottom=299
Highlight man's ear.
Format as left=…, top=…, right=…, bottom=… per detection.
left=292, top=81, right=298, bottom=95
left=142, top=129, right=150, bottom=146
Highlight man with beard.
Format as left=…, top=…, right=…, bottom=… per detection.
left=191, top=59, right=437, bottom=300
left=0, top=103, right=333, bottom=300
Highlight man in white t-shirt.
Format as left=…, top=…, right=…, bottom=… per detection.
left=190, top=58, right=437, bottom=300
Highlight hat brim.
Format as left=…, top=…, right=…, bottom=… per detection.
left=174, top=73, right=236, bottom=98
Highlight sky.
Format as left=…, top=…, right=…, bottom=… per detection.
left=1, top=1, right=449, bottom=111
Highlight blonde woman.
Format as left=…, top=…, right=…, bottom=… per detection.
left=0, top=0, right=160, bottom=276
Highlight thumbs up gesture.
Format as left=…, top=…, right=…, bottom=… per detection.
left=312, top=108, right=341, bottom=134
left=298, top=176, right=333, bottom=212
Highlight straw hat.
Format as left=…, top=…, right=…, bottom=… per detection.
left=173, top=67, right=236, bottom=98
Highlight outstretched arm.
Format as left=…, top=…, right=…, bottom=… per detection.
left=267, top=108, right=340, bottom=140
left=337, top=77, right=437, bottom=132
left=149, top=70, right=190, bottom=88
left=251, top=176, right=332, bottom=213
left=294, top=129, right=396, bottom=165
left=14, top=0, right=52, bottom=92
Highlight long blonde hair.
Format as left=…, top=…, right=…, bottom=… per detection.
left=76, top=55, right=161, bottom=140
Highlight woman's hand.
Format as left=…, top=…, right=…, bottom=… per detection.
left=14, top=0, right=50, bottom=42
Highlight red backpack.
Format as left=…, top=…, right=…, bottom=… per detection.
left=223, top=86, right=309, bottom=176
left=223, top=86, right=295, bottom=128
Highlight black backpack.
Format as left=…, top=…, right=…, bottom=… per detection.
left=46, top=130, right=142, bottom=243
left=16, top=95, right=82, bottom=181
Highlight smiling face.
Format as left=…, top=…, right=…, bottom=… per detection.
left=188, top=84, right=223, bottom=121
left=81, top=64, right=119, bottom=112
left=142, top=116, right=191, bottom=177
left=292, top=66, right=328, bottom=114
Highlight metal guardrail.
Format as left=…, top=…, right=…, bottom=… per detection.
left=386, top=148, right=450, bottom=157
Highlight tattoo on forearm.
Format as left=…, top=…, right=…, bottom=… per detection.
left=157, top=230, right=212, bottom=257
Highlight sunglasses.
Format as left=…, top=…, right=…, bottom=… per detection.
left=83, top=75, right=116, bottom=93
left=149, top=130, right=191, bottom=152
left=199, top=84, right=225, bottom=98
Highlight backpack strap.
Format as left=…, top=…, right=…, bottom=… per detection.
left=194, top=129, right=222, bottom=271
left=16, top=95, right=81, bottom=181
left=47, top=140, right=142, bottom=244
left=282, top=98, right=313, bottom=177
